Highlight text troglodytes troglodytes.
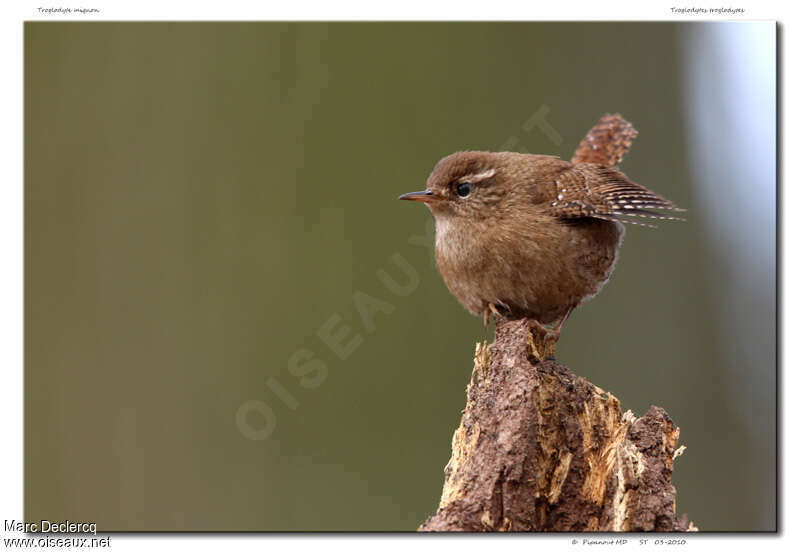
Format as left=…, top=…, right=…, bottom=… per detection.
left=399, top=114, right=683, bottom=342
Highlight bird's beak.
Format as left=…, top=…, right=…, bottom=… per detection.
left=398, top=190, right=437, bottom=203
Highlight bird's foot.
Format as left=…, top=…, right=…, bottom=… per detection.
left=526, top=320, right=560, bottom=362
left=525, top=306, right=575, bottom=362
left=529, top=319, right=563, bottom=343
left=483, top=303, right=507, bottom=332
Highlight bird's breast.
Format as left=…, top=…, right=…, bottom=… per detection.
left=433, top=216, right=512, bottom=315
left=432, top=213, right=623, bottom=322
left=434, top=217, right=489, bottom=272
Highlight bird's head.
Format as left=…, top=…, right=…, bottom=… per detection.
left=399, top=151, right=513, bottom=222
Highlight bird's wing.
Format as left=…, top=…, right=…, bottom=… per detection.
left=571, top=113, right=638, bottom=166
left=545, top=164, right=684, bottom=227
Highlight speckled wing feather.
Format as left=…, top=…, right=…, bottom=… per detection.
left=571, top=113, right=638, bottom=166
left=546, top=164, right=684, bottom=227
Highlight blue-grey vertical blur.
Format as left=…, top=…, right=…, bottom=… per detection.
left=679, top=23, right=776, bottom=532
left=25, top=22, right=776, bottom=531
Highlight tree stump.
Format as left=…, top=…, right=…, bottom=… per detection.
left=419, top=319, right=696, bottom=532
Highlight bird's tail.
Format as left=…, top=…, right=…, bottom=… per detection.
left=571, top=113, right=639, bottom=167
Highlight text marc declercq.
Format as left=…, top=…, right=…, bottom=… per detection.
left=5, top=520, right=98, bottom=534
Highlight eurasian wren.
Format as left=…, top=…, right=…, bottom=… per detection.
left=399, top=114, right=683, bottom=339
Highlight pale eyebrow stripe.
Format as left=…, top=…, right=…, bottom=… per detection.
left=458, top=169, right=496, bottom=183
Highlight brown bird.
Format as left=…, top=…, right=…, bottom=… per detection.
left=399, top=114, right=683, bottom=341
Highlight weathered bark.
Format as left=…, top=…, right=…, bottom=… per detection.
left=419, top=319, right=696, bottom=532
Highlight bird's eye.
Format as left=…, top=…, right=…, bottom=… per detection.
left=456, top=182, right=471, bottom=197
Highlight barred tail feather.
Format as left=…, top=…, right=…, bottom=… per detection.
left=610, top=208, right=686, bottom=221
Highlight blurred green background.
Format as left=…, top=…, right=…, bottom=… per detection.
left=25, top=22, right=776, bottom=531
